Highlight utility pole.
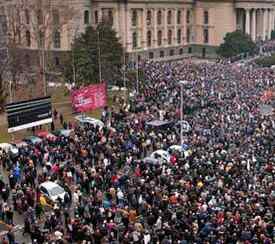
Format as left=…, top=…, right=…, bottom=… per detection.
left=97, top=30, right=102, bottom=83
left=179, top=80, right=186, bottom=146
left=180, top=82, right=183, bottom=145
left=135, top=53, right=139, bottom=94
left=123, top=49, right=127, bottom=99
left=72, top=26, right=79, bottom=85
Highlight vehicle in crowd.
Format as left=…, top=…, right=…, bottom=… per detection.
left=0, top=143, right=19, bottom=157
left=75, top=115, right=104, bottom=129
left=150, top=149, right=171, bottom=164
left=36, top=130, right=57, bottom=142
left=168, top=144, right=192, bottom=159
left=142, top=157, right=159, bottom=165
left=145, top=120, right=175, bottom=131
left=53, top=129, right=73, bottom=138
left=24, top=136, right=43, bottom=145
left=39, top=181, right=66, bottom=203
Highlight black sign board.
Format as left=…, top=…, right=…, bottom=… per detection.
left=5, top=96, right=52, bottom=133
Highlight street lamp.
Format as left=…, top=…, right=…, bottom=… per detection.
left=178, top=80, right=188, bottom=145
left=135, top=53, right=139, bottom=94
left=97, top=30, right=102, bottom=83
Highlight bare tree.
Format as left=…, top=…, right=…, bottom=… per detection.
left=1, top=0, right=76, bottom=98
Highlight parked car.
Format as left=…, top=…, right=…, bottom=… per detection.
left=24, top=136, right=43, bottom=145
left=0, top=143, right=19, bottom=157
left=168, top=144, right=189, bottom=158
left=36, top=130, right=57, bottom=142
left=146, top=120, right=175, bottom=131
left=150, top=150, right=171, bottom=164
left=75, top=115, right=104, bottom=129
left=53, top=129, right=73, bottom=138
left=142, top=157, right=159, bottom=165
left=39, top=181, right=66, bottom=203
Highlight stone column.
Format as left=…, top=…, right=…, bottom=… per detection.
left=267, top=9, right=272, bottom=40
left=174, top=8, right=177, bottom=45
left=126, top=8, right=132, bottom=52
left=120, top=4, right=127, bottom=49
left=143, top=8, right=147, bottom=49
left=98, top=8, right=103, bottom=23
left=251, top=9, right=256, bottom=41
left=114, top=8, right=120, bottom=37
left=245, top=8, right=250, bottom=35
left=163, top=9, right=167, bottom=47
left=262, top=9, right=267, bottom=40
left=154, top=9, right=158, bottom=48
left=271, top=9, right=275, bottom=32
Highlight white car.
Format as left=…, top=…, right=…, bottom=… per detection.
left=168, top=144, right=191, bottom=158
left=39, top=181, right=66, bottom=203
left=150, top=150, right=171, bottom=164
left=75, top=115, right=104, bottom=129
left=142, top=157, right=159, bottom=165
left=0, top=143, right=19, bottom=156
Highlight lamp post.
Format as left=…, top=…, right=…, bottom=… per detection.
left=179, top=80, right=187, bottom=145
left=135, top=53, right=139, bottom=94
left=97, top=30, right=102, bottom=83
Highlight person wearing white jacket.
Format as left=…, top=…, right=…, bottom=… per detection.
left=144, top=231, right=151, bottom=244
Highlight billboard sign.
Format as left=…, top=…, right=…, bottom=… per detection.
left=6, top=96, right=52, bottom=133
left=71, top=83, right=107, bottom=113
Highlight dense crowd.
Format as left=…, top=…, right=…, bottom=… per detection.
left=0, top=59, right=274, bottom=244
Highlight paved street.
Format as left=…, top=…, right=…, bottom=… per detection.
left=0, top=166, right=31, bottom=243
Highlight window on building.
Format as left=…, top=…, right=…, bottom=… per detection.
left=168, top=29, right=172, bottom=45
left=188, top=47, right=192, bottom=54
left=16, top=9, right=21, bottom=25
left=147, top=10, right=152, bottom=26
left=37, top=9, right=43, bottom=25
left=169, top=49, right=174, bottom=56
left=147, top=30, right=152, bottom=47
left=186, top=27, right=190, bottom=43
left=179, top=48, right=183, bottom=55
left=160, top=50, right=164, bottom=58
left=25, top=9, right=30, bottom=25
left=149, top=52, right=154, bottom=59
left=202, top=47, right=206, bottom=58
left=186, top=10, right=190, bottom=24
left=157, top=10, right=162, bottom=25
left=26, top=30, right=31, bottom=47
left=94, top=11, right=98, bottom=24
left=84, top=10, right=90, bottom=24
left=17, top=30, right=21, bottom=44
left=53, top=9, right=60, bottom=26
left=38, top=31, right=44, bottom=48
left=157, top=30, right=162, bottom=46
left=53, top=31, right=61, bottom=48
left=204, top=10, right=209, bottom=25
left=132, top=32, right=137, bottom=49
left=108, top=10, right=113, bottom=25
left=55, top=56, right=60, bottom=66
left=177, top=29, right=182, bottom=44
left=203, top=28, right=209, bottom=43
left=132, top=10, right=137, bottom=26
left=177, top=10, right=181, bottom=25
left=167, top=10, right=172, bottom=25
left=25, top=54, right=30, bottom=67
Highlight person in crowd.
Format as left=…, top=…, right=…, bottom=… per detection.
left=0, top=59, right=274, bottom=243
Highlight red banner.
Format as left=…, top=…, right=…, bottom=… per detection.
left=71, top=83, right=107, bottom=112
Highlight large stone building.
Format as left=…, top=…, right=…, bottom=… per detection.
left=0, top=0, right=275, bottom=61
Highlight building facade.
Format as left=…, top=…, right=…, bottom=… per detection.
left=0, top=0, right=275, bottom=61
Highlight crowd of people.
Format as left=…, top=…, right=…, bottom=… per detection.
left=0, top=58, right=274, bottom=244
